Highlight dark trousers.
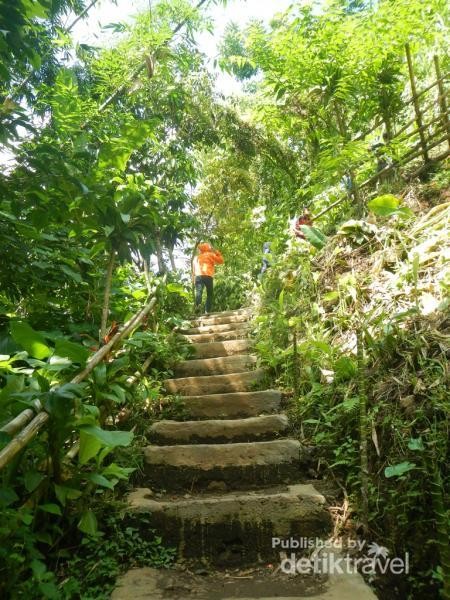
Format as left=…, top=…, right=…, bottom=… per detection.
left=195, top=275, right=214, bottom=313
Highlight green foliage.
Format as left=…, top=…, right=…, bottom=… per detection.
left=218, top=22, right=258, bottom=80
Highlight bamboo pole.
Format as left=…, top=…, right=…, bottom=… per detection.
left=72, top=296, right=157, bottom=384
left=434, top=56, right=450, bottom=151
left=351, top=72, right=449, bottom=145
left=1, top=409, right=35, bottom=436
left=0, top=297, right=158, bottom=470
left=404, top=71, right=450, bottom=104
left=0, top=412, right=49, bottom=471
left=405, top=44, right=429, bottom=164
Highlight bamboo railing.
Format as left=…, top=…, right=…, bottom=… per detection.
left=0, top=296, right=157, bottom=471
left=314, top=48, right=449, bottom=221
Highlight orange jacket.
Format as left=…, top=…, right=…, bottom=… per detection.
left=193, top=243, right=224, bottom=277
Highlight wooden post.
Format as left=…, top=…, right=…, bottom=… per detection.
left=405, top=43, right=429, bottom=164
left=433, top=55, right=450, bottom=151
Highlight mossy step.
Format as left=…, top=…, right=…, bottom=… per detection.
left=183, top=328, right=250, bottom=343
left=148, top=414, right=288, bottom=444
left=181, top=321, right=250, bottom=335
left=164, top=368, right=266, bottom=396
left=126, top=483, right=331, bottom=564
left=189, top=339, right=251, bottom=359
left=190, top=313, right=250, bottom=327
left=174, top=355, right=257, bottom=378
left=179, top=389, right=282, bottom=419
left=142, top=439, right=308, bottom=491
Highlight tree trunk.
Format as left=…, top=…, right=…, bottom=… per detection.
left=100, top=250, right=116, bottom=342
left=168, top=243, right=177, bottom=271
left=143, top=257, right=152, bottom=294
left=155, top=233, right=167, bottom=274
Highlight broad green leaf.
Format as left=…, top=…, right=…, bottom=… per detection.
left=60, top=264, right=83, bottom=283
left=300, top=225, right=327, bottom=249
left=88, top=473, right=115, bottom=489
left=79, top=430, right=103, bottom=465
left=0, top=374, right=25, bottom=408
left=31, top=559, right=47, bottom=578
left=54, top=484, right=82, bottom=506
left=78, top=425, right=133, bottom=448
left=54, top=339, right=89, bottom=364
left=132, top=289, right=147, bottom=300
left=78, top=510, right=98, bottom=536
left=384, top=461, right=416, bottom=478
left=24, top=471, right=45, bottom=493
left=10, top=322, right=52, bottom=360
left=39, top=503, right=62, bottom=516
left=367, top=195, right=399, bottom=216
left=322, top=290, right=339, bottom=303
left=102, top=463, right=135, bottom=480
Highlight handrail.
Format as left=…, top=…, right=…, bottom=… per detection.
left=0, top=296, right=157, bottom=471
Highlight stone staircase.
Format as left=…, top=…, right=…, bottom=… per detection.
left=116, top=309, right=377, bottom=599
left=127, top=308, right=331, bottom=562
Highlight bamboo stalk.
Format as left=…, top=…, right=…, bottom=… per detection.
left=395, top=112, right=448, bottom=144
left=359, top=128, right=449, bottom=189
left=434, top=56, right=450, bottom=150
left=405, top=44, right=429, bottom=164
left=404, top=71, right=450, bottom=104
left=72, top=296, right=157, bottom=384
left=0, top=412, right=49, bottom=471
left=1, top=409, right=35, bottom=436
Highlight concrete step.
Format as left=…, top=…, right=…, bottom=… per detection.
left=179, top=390, right=282, bottom=419
left=189, top=339, right=251, bottom=359
left=181, top=322, right=250, bottom=335
left=113, top=563, right=377, bottom=599
left=190, top=313, right=250, bottom=327
left=142, top=439, right=308, bottom=490
left=149, top=414, right=289, bottom=444
left=199, top=308, right=251, bottom=318
left=183, top=328, right=250, bottom=343
left=174, top=354, right=257, bottom=378
left=165, top=368, right=266, bottom=396
left=126, top=483, right=331, bottom=565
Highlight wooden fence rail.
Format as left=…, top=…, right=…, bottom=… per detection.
left=0, top=296, right=157, bottom=471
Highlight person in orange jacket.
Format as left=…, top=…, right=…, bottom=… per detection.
left=193, top=242, right=224, bottom=314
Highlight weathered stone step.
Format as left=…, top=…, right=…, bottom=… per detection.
left=143, top=439, right=307, bottom=490
left=199, top=308, right=251, bottom=318
left=189, top=339, right=251, bottom=359
left=174, top=354, right=257, bottom=378
left=183, top=328, right=250, bottom=343
left=165, top=368, right=266, bottom=396
left=126, top=483, right=331, bottom=565
left=149, top=414, right=288, bottom=444
left=179, top=390, right=282, bottom=419
left=190, top=313, right=250, bottom=327
left=181, top=321, right=250, bottom=335
left=113, top=563, right=377, bottom=599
